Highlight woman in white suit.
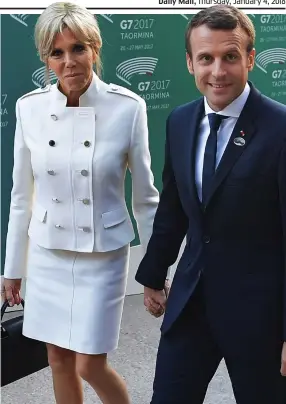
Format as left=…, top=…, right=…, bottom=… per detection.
left=2, top=2, right=159, bottom=403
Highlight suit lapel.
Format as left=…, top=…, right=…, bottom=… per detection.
left=204, top=85, right=261, bottom=207
left=185, top=99, right=205, bottom=213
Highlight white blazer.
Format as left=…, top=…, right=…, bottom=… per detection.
left=4, top=73, right=159, bottom=279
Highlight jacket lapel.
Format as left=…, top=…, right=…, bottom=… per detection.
left=185, top=99, right=205, bottom=213
left=204, top=85, right=261, bottom=207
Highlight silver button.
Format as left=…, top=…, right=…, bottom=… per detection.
left=50, top=114, right=58, bottom=121
left=52, top=198, right=60, bottom=203
left=80, top=169, right=88, bottom=177
left=55, top=224, right=63, bottom=229
left=47, top=170, right=55, bottom=175
left=82, top=198, right=90, bottom=205
left=112, top=86, right=118, bottom=91
left=78, top=226, right=90, bottom=232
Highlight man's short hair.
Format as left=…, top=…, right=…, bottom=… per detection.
left=185, top=5, right=255, bottom=58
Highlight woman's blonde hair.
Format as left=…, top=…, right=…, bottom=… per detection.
left=34, top=2, right=102, bottom=83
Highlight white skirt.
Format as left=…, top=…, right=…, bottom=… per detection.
left=23, top=240, right=130, bottom=354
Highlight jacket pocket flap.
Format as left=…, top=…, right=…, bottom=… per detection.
left=102, top=208, right=127, bottom=229
left=32, top=203, right=47, bottom=223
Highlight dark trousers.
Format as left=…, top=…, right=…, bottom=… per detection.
left=151, top=280, right=286, bottom=404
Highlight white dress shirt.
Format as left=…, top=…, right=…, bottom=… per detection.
left=195, top=83, right=251, bottom=201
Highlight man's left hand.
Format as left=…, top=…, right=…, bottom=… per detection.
left=145, top=280, right=171, bottom=318
left=281, top=342, right=286, bottom=376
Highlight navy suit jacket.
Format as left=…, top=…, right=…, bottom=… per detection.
left=136, top=83, right=286, bottom=345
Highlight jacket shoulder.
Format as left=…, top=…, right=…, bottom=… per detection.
left=19, top=85, right=51, bottom=101
left=169, top=98, right=202, bottom=122
left=260, top=93, right=286, bottom=116
left=106, top=83, right=142, bottom=103
left=174, top=98, right=201, bottom=113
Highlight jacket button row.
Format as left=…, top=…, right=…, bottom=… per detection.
left=55, top=225, right=90, bottom=232
left=47, top=169, right=89, bottom=176
left=48, top=140, right=91, bottom=147
left=53, top=198, right=89, bottom=204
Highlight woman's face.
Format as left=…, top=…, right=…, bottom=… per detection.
left=48, top=27, right=96, bottom=95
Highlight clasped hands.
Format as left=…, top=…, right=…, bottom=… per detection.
left=144, top=280, right=170, bottom=318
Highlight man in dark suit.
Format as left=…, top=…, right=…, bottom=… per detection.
left=135, top=5, right=286, bottom=404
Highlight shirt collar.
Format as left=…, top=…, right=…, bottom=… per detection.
left=204, top=82, right=250, bottom=118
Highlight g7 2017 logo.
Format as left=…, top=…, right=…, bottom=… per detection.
left=255, top=48, right=286, bottom=73
left=272, top=70, right=286, bottom=79
left=32, top=66, right=57, bottom=88
left=100, top=14, right=114, bottom=23
left=10, top=14, right=29, bottom=26
left=116, top=57, right=158, bottom=86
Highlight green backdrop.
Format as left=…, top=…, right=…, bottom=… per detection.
left=1, top=13, right=286, bottom=273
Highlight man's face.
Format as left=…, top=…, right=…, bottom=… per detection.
left=186, top=25, right=255, bottom=111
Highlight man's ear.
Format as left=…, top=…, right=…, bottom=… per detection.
left=247, top=48, right=256, bottom=72
left=186, top=53, right=194, bottom=75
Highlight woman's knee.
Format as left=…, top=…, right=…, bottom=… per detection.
left=46, top=344, right=76, bottom=372
left=76, top=353, right=107, bottom=382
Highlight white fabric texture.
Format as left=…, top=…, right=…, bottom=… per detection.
left=23, top=240, right=130, bottom=354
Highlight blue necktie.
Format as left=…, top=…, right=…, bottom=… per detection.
left=202, top=113, right=228, bottom=205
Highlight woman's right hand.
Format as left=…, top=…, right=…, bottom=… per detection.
left=1, top=278, right=22, bottom=306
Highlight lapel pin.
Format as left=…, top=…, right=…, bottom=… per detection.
left=234, top=137, right=246, bottom=146
left=240, top=130, right=245, bottom=137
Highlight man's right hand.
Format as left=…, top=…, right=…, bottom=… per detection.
left=144, top=286, right=167, bottom=318
left=1, top=278, right=22, bottom=306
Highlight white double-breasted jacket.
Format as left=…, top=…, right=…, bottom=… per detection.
left=4, top=73, right=159, bottom=279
